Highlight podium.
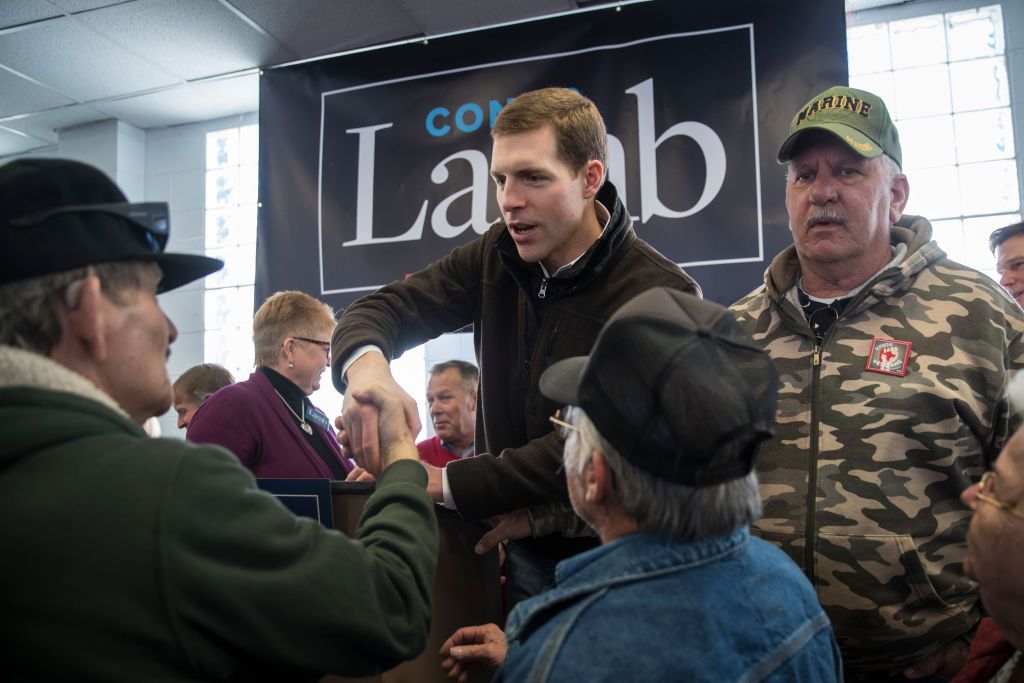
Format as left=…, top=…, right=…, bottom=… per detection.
left=324, top=481, right=502, bottom=683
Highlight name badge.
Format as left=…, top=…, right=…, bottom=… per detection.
left=865, top=337, right=912, bottom=377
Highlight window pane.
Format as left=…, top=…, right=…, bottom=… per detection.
left=930, top=218, right=964, bottom=258
left=390, top=343, right=427, bottom=440
left=847, top=23, right=892, bottom=75
left=962, top=213, right=1021, bottom=272
left=237, top=163, right=258, bottom=207
left=890, top=15, right=947, bottom=69
left=205, top=128, right=239, bottom=169
left=899, top=115, right=955, bottom=170
left=204, top=285, right=254, bottom=331
left=904, top=166, right=961, bottom=219
left=205, top=243, right=257, bottom=288
left=954, top=108, right=1015, bottom=164
left=892, top=65, right=951, bottom=119
left=205, top=167, right=238, bottom=209
left=205, top=326, right=255, bottom=382
left=949, top=58, right=1010, bottom=112
left=959, top=160, right=1020, bottom=216
left=205, top=206, right=257, bottom=249
left=239, top=124, right=259, bottom=167
left=849, top=72, right=896, bottom=116
left=946, top=5, right=1004, bottom=62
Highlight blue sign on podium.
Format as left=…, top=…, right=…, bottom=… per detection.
left=256, top=478, right=334, bottom=528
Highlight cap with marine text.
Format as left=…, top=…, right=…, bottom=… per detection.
left=539, top=288, right=778, bottom=488
left=777, top=85, right=902, bottom=168
left=0, top=158, right=222, bottom=292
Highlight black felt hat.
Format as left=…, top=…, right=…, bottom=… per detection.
left=540, top=288, right=778, bottom=487
left=0, top=158, right=222, bottom=292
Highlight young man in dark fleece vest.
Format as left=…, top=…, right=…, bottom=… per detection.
left=333, top=87, right=700, bottom=606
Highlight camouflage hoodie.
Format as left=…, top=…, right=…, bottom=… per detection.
left=730, top=215, right=1024, bottom=675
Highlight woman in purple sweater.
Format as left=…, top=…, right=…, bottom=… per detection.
left=187, top=291, right=354, bottom=479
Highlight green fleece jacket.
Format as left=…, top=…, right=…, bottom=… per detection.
left=0, top=345, right=438, bottom=681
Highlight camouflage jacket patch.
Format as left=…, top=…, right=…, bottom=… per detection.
left=730, top=215, right=1024, bottom=672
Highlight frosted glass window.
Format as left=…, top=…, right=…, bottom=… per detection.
left=954, top=108, right=1014, bottom=164
left=904, top=166, right=961, bottom=220
left=204, top=327, right=255, bottom=383
left=847, top=23, right=892, bottom=75
left=847, top=4, right=1018, bottom=273
left=930, top=219, right=964, bottom=257
left=205, top=243, right=257, bottom=289
left=892, top=65, right=951, bottom=119
left=239, top=124, right=259, bottom=168
left=204, top=286, right=255, bottom=331
left=959, top=161, right=1020, bottom=216
left=949, top=58, right=1010, bottom=112
left=962, top=213, right=1022, bottom=273
left=946, top=6, right=1004, bottom=62
left=205, top=128, right=239, bottom=169
left=849, top=72, right=896, bottom=115
left=204, top=167, right=238, bottom=209
left=890, top=15, right=947, bottom=69
left=898, top=115, right=955, bottom=170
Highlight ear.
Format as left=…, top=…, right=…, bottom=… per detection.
left=64, top=275, right=108, bottom=362
left=584, top=449, right=615, bottom=505
left=580, top=159, right=604, bottom=199
left=889, top=173, right=910, bottom=224
left=467, top=388, right=478, bottom=411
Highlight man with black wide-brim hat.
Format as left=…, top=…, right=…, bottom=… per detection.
left=0, top=158, right=438, bottom=679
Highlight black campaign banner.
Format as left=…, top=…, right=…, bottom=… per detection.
left=258, top=0, right=847, bottom=309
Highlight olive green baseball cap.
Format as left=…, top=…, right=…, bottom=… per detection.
left=777, top=85, right=901, bottom=168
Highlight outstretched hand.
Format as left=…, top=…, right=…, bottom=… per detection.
left=475, top=509, right=531, bottom=554
left=341, top=353, right=421, bottom=474
left=440, top=623, right=507, bottom=683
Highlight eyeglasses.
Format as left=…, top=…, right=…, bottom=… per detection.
left=974, top=471, right=1024, bottom=521
left=11, top=202, right=170, bottom=252
left=549, top=408, right=579, bottom=439
left=293, top=337, right=331, bottom=359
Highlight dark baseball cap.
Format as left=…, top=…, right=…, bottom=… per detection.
left=777, top=85, right=902, bottom=168
left=0, top=158, right=222, bottom=292
left=540, top=288, right=778, bottom=487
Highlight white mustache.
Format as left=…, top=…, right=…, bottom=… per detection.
left=805, top=208, right=847, bottom=229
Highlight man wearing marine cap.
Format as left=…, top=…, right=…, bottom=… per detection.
left=731, top=85, right=1024, bottom=680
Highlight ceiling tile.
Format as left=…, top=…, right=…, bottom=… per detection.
left=0, top=104, right=112, bottom=143
left=0, top=0, right=62, bottom=30
left=0, top=66, right=76, bottom=117
left=0, top=15, right=180, bottom=101
left=76, top=0, right=284, bottom=80
left=229, top=0, right=420, bottom=61
left=0, top=125, right=54, bottom=157
left=397, top=0, right=574, bottom=36
left=94, top=73, right=257, bottom=129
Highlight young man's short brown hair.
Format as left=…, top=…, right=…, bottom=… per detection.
left=252, top=290, right=336, bottom=367
left=492, top=87, right=607, bottom=175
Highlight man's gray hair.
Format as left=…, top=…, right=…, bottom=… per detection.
left=564, top=408, right=762, bottom=541
left=0, top=261, right=148, bottom=355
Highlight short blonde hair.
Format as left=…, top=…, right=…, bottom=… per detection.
left=492, top=87, right=607, bottom=174
left=253, top=291, right=336, bottom=367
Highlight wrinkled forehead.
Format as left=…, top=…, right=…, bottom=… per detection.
left=427, top=368, right=471, bottom=394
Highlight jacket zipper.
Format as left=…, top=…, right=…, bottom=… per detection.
left=806, top=341, right=823, bottom=585
left=538, top=278, right=548, bottom=299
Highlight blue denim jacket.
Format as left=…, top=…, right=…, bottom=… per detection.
left=496, top=527, right=843, bottom=682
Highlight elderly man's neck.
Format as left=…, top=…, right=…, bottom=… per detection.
left=799, top=249, right=893, bottom=299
